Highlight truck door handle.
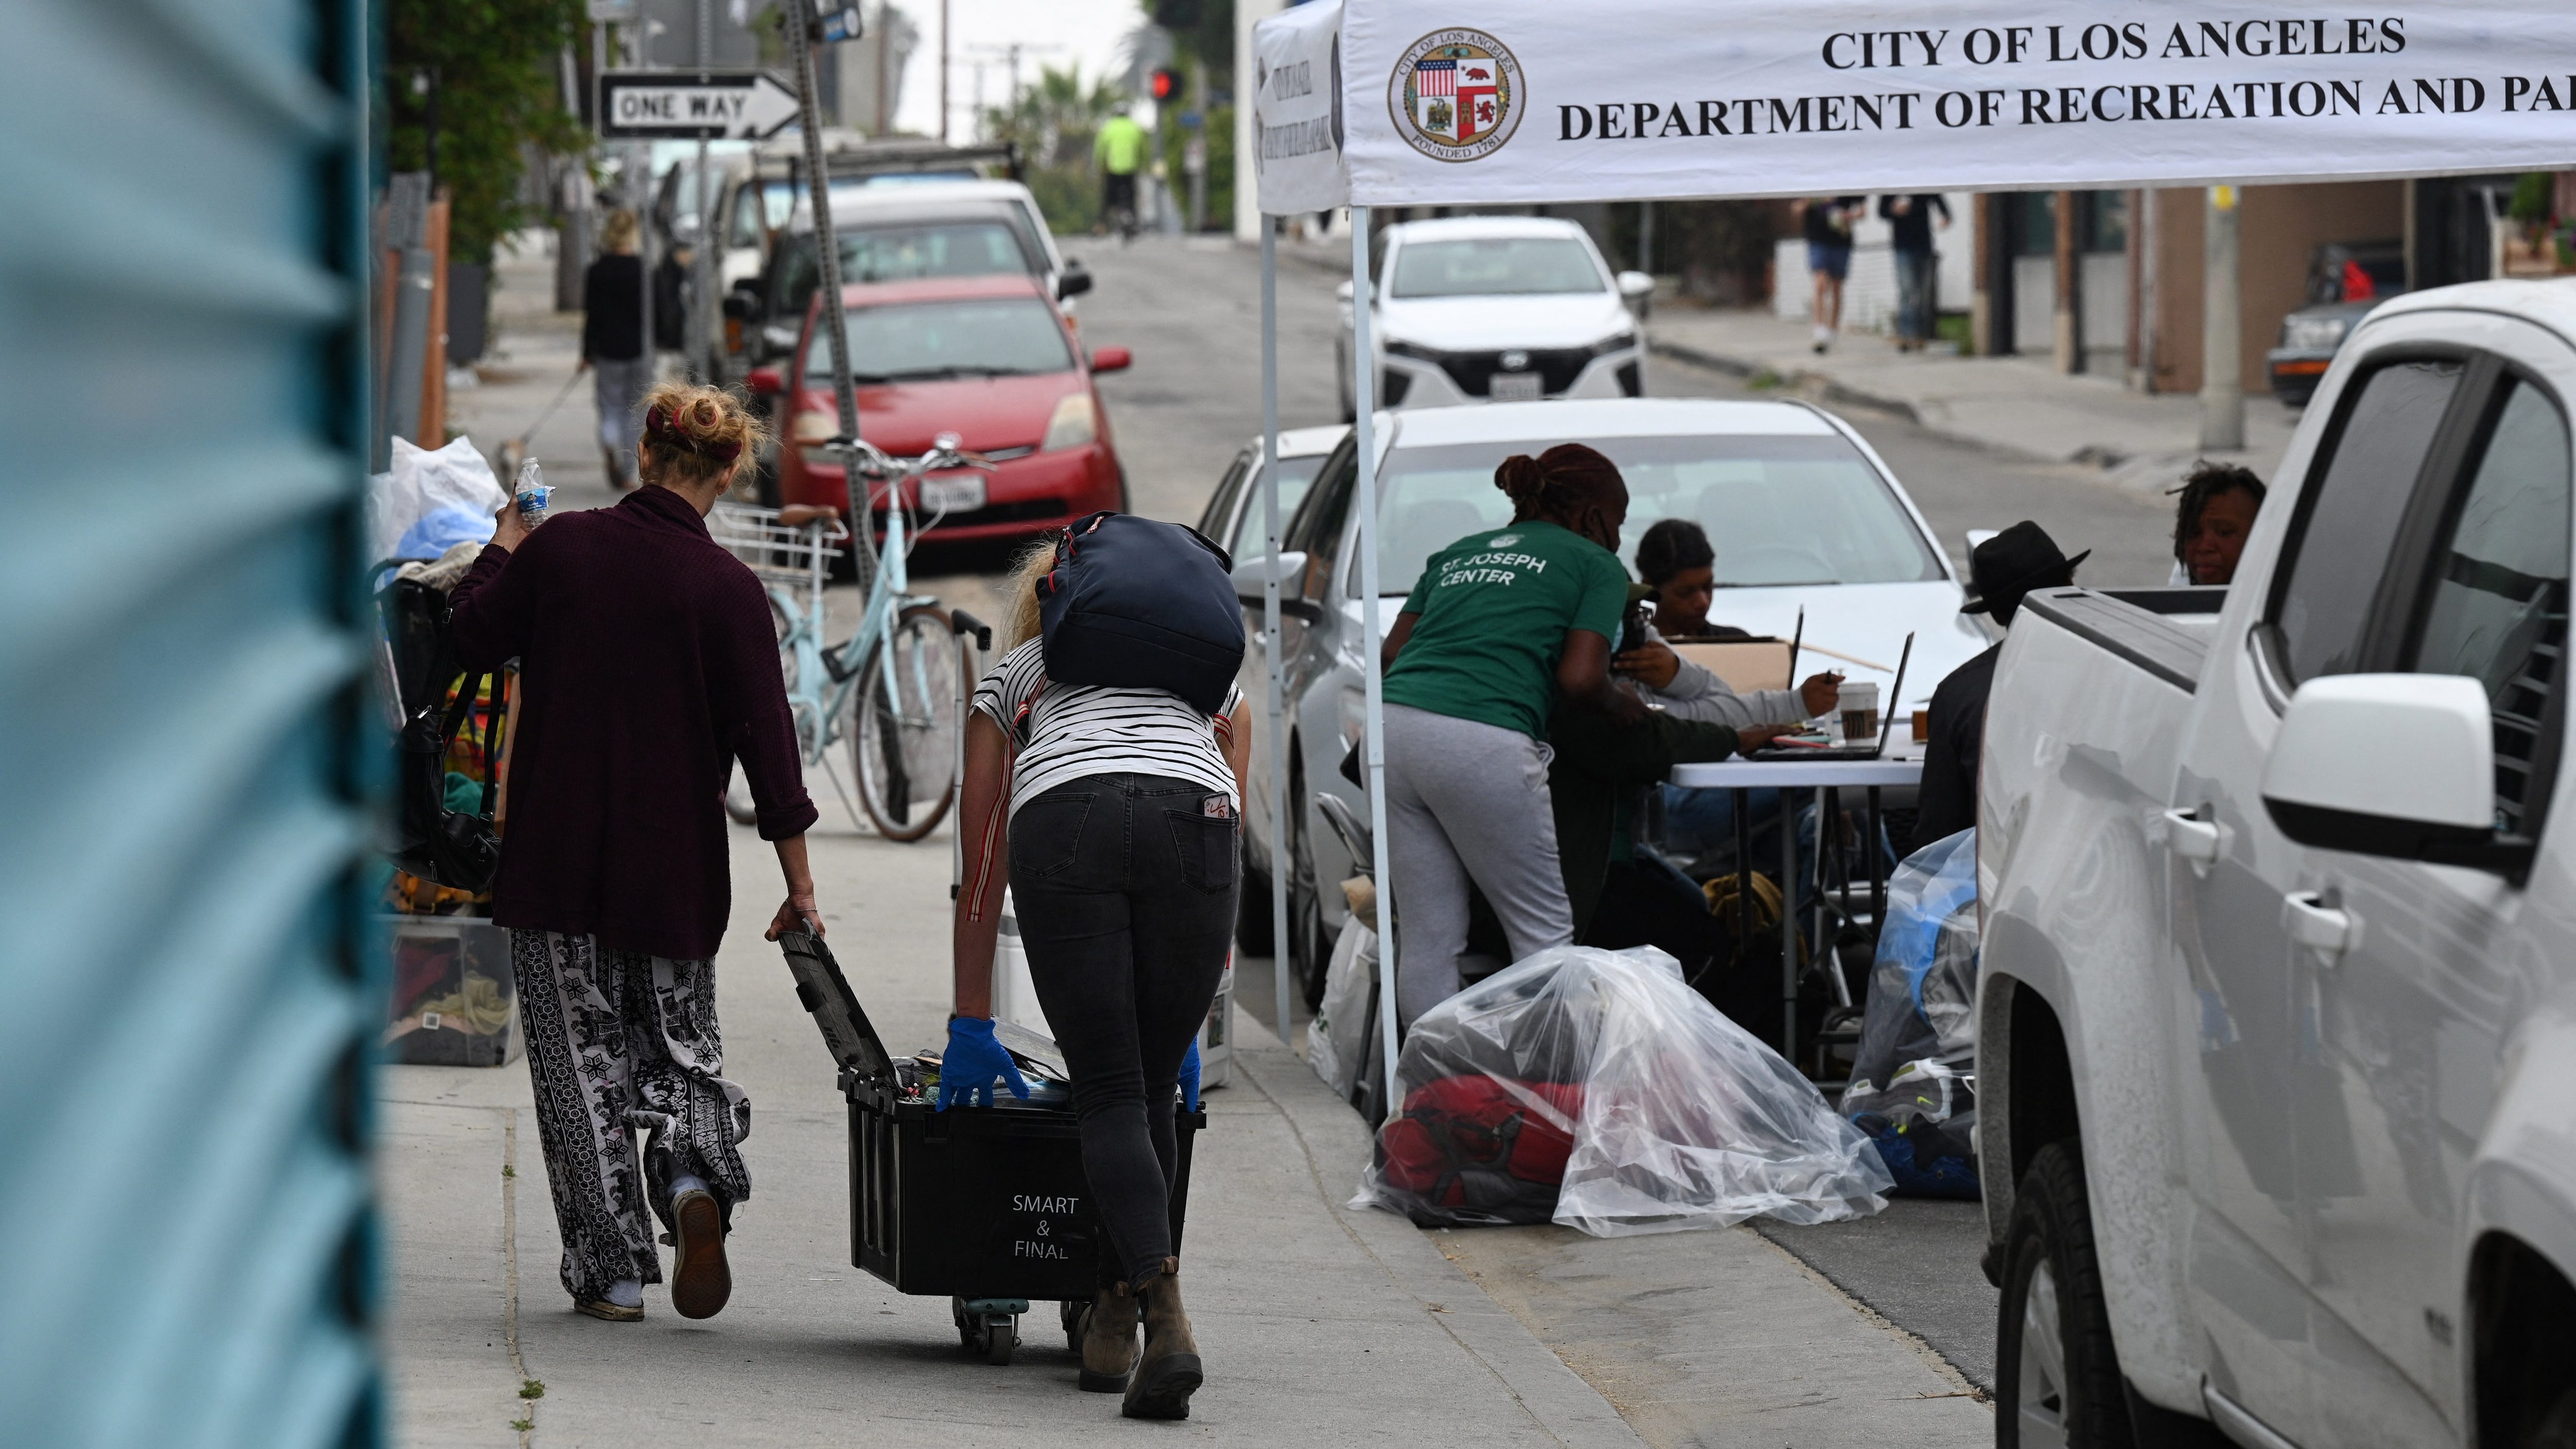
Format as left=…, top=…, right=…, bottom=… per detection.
left=2161, top=808, right=2229, bottom=869
left=2283, top=890, right=2360, bottom=961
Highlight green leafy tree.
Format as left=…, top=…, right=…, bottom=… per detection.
left=982, top=66, right=1130, bottom=234
left=386, top=0, right=590, bottom=266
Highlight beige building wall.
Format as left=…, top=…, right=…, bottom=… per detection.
left=2149, top=180, right=2404, bottom=395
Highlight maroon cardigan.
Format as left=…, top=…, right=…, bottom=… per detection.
left=449, top=485, right=817, bottom=959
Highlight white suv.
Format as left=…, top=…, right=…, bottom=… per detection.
left=1335, top=216, right=1653, bottom=420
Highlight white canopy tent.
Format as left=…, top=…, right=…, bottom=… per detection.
left=1251, top=0, right=2576, bottom=1085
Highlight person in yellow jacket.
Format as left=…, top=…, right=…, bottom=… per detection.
left=1095, top=112, right=1147, bottom=240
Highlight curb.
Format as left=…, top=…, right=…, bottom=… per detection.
left=1649, top=335, right=1929, bottom=428
left=1226, top=1007, right=1651, bottom=1449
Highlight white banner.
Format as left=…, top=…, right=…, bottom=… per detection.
left=1253, top=2, right=1351, bottom=214
left=1341, top=1, right=2576, bottom=206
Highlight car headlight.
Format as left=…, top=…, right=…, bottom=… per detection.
left=1384, top=338, right=1441, bottom=362
left=1041, top=393, right=1098, bottom=452
left=1591, top=328, right=1639, bottom=357
left=2280, top=314, right=2351, bottom=352
left=794, top=411, right=842, bottom=471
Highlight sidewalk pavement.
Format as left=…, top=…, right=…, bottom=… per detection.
left=383, top=812, right=1991, bottom=1447
left=1647, top=305, right=2299, bottom=494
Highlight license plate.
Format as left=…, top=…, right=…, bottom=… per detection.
left=921, top=475, right=987, bottom=514
left=1488, top=372, right=1543, bottom=402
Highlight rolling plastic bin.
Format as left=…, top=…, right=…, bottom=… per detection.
left=776, top=931, right=1202, bottom=1364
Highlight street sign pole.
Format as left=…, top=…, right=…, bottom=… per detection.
left=783, top=0, right=862, bottom=451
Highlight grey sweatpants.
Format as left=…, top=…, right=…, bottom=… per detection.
left=1382, top=703, right=1574, bottom=1025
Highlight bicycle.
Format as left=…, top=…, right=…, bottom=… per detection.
left=713, top=433, right=993, bottom=842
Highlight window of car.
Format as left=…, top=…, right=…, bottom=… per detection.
left=801, top=296, right=1073, bottom=382
left=1229, top=454, right=1329, bottom=564
left=2266, top=358, right=2466, bottom=685
left=730, top=183, right=767, bottom=249
left=1285, top=435, right=1361, bottom=587
left=771, top=213, right=1044, bottom=319
left=2401, top=377, right=2571, bottom=833
left=1388, top=238, right=1606, bottom=298
left=1356, top=434, right=1944, bottom=598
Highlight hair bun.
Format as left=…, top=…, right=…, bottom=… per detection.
left=1495, top=453, right=1544, bottom=506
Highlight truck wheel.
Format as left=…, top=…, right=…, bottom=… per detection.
left=1997, top=1141, right=2131, bottom=1449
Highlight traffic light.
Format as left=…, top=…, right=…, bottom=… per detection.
left=1149, top=68, right=1184, bottom=104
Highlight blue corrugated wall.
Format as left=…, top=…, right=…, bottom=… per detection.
left=0, top=2, right=380, bottom=1445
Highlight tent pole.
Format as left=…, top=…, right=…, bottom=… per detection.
left=1261, top=216, right=1292, bottom=1046
left=1349, top=205, right=1400, bottom=1102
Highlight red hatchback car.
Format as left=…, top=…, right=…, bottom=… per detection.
left=749, top=273, right=1131, bottom=543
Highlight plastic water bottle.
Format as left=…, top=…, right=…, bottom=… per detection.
left=513, top=458, right=551, bottom=528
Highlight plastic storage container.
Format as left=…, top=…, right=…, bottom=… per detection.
left=777, top=930, right=1202, bottom=1365
left=381, top=915, right=520, bottom=1067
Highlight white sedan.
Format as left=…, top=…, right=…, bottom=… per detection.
left=1336, top=215, right=1654, bottom=421
left=1227, top=396, right=1993, bottom=1003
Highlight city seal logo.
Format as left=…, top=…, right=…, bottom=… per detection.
left=1389, top=30, right=1522, bottom=163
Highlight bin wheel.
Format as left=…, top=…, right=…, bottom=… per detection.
left=984, top=1314, right=1016, bottom=1366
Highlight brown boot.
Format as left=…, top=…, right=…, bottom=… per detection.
left=1076, top=1282, right=1139, bottom=1392
left=1121, top=1258, right=1202, bottom=1420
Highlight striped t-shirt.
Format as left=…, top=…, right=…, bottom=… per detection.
left=970, top=639, right=1244, bottom=819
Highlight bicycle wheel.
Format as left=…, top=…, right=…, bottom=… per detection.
left=851, top=603, right=965, bottom=843
left=724, top=592, right=802, bottom=827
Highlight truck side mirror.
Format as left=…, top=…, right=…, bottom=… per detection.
left=2261, top=673, right=2532, bottom=872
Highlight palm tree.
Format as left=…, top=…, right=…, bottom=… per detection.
left=983, top=65, right=1130, bottom=232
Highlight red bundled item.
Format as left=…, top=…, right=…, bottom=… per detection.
left=1377, top=1076, right=1584, bottom=1223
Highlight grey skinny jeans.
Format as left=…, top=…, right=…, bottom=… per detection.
left=1382, top=703, right=1574, bottom=1025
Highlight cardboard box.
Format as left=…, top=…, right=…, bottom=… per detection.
left=1672, top=639, right=1793, bottom=694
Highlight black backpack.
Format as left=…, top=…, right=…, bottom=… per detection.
left=1035, top=511, right=1245, bottom=713
left=380, top=577, right=504, bottom=893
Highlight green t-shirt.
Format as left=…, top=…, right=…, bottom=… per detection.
left=1384, top=520, right=1631, bottom=737
left=1096, top=116, right=1147, bottom=175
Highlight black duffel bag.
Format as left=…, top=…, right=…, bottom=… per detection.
left=1036, top=511, right=1244, bottom=713
left=380, top=577, right=504, bottom=893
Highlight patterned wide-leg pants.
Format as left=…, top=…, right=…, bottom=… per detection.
left=512, top=930, right=752, bottom=1302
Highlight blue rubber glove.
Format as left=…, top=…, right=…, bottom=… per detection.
left=1178, top=1039, right=1201, bottom=1113
left=936, top=1016, right=1030, bottom=1111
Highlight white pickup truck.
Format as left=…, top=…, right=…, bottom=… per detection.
left=1976, top=278, right=2576, bottom=1449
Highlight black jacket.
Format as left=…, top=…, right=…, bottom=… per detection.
left=1911, top=641, right=1997, bottom=854
left=1878, top=193, right=1951, bottom=256
left=581, top=253, right=644, bottom=362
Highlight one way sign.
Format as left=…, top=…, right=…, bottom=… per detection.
left=598, top=70, right=800, bottom=140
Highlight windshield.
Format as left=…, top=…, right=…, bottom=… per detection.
left=773, top=216, right=1042, bottom=317
left=1368, top=435, right=1943, bottom=596
left=804, top=296, right=1074, bottom=382
left=1389, top=238, right=1605, bottom=298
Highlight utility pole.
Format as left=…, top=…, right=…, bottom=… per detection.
left=2200, top=184, right=2245, bottom=451
left=690, top=0, right=715, bottom=380
left=875, top=0, right=892, bottom=135
left=938, top=0, right=950, bottom=141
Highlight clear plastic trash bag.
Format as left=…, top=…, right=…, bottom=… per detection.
left=370, top=435, right=504, bottom=564
left=1351, top=945, right=1891, bottom=1236
left=1307, top=919, right=1377, bottom=1101
left=1842, top=828, right=1978, bottom=1114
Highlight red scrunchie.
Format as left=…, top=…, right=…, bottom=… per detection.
left=645, top=402, right=743, bottom=464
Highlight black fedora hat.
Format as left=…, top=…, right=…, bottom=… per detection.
left=1961, top=520, right=2089, bottom=615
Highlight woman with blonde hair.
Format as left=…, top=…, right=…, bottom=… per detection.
left=582, top=208, right=650, bottom=488
left=450, top=382, right=816, bottom=1325
left=948, top=536, right=1250, bottom=1420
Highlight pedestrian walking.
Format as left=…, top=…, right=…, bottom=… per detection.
left=2168, top=461, right=2266, bottom=585
left=948, top=542, right=1251, bottom=1419
left=581, top=209, right=651, bottom=490
left=1879, top=193, right=1951, bottom=351
left=1379, top=444, right=1640, bottom=1026
left=1803, top=195, right=1865, bottom=353
left=448, top=382, right=815, bottom=1325
left=1095, top=111, right=1148, bottom=242
left=653, top=239, right=694, bottom=357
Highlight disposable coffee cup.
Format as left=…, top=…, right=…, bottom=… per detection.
left=1838, top=681, right=1881, bottom=743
